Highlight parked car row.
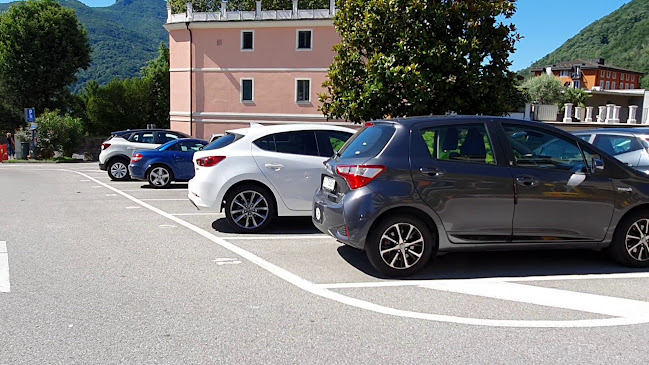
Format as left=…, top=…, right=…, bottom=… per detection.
left=99, top=119, right=649, bottom=277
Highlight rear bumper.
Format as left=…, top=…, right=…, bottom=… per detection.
left=188, top=178, right=219, bottom=210
left=312, top=188, right=367, bottom=250
left=99, top=163, right=106, bottom=171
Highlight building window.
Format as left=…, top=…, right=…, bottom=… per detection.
left=241, top=79, right=254, bottom=102
left=241, top=30, right=254, bottom=51
left=607, top=71, right=611, bottom=78
left=631, top=84, right=635, bottom=89
left=296, top=79, right=311, bottom=103
left=626, top=74, right=630, bottom=81
left=620, top=82, right=625, bottom=89
left=560, top=70, right=569, bottom=77
left=606, top=81, right=610, bottom=89
left=601, top=70, right=605, bottom=77
left=612, top=82, right=616, bottom=90
left=573, top=80, right=581, bottom=89
left=297, top=30, right=312, bottom=50
left=613, top=72, right=617, bottom=79
left=600, top=81, right=605, bottom=89
left=627, top=83, right=631, bottom=89
left=632, top=75, right=636, bottom=81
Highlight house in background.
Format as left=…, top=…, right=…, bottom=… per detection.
left=531, top=59, right=644, bottom=91
left=164, top=0, right=344, bottom=139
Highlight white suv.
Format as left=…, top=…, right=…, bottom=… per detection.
left=188, top=124, right=356, bottom=232
left=99, top=129, right=189, bottom=180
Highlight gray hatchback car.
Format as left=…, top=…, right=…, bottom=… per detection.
left=313, top=116, right=649, bottom=277
left=573, top=128, right=649, bottom=173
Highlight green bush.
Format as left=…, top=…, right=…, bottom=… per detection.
left=523, top=74, right=564, bottom=105
left=36, top=111, right=85, bottom=158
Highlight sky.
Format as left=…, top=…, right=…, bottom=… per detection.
left=0, top=0, right=634, bottom=71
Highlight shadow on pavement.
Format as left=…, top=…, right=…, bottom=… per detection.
left=211, top=217, right=322, bottom=235
left=139, top=183, right=189, bottom=190
left=337, top=245, right=649, bottom=280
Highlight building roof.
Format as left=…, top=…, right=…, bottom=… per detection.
left=530, top=59, right=644, bottom=75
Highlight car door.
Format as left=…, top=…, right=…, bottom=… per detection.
left=409, top=121, right=515, bottom=243
left=173, top=140, right=206, bottom=179
left=500, top=123, right=615, bottom=241
left=127, top=131, right=158, bottom=155
left=251, top=131, right=325, bottom=212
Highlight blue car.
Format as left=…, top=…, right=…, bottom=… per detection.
left=128, top=138, right=208, bottom=188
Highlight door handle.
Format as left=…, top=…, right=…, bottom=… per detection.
left=420, top=167, right=444, bottom=177
left=265, top=163, right=284, bottom=171
left=127, top=147, right=137, bottom=150
left=516, top=175, right=539, bottom=187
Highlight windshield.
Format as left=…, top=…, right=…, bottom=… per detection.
left=338, top=125, right=395, bottom=159
left=202, top=133, right=243, bottom=151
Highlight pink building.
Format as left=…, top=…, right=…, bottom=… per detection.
left=164, top=0, right=346, bottom=139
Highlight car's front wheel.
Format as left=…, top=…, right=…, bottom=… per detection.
left=609, top=211, right=649, bottom=267
left=366, top=214, right=436, bottom=277
left=107, top=159, right=130, bottom=181
left=225, top=184, right=275, bottom=233
left=148, top=165, right=173, bottom=188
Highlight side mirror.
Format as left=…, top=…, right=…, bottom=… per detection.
left=590, top=158, right=604, bottom=174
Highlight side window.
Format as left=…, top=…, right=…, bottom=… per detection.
left=419, top=124, right=495, bottom=165
left=274, top=131, right=319, bottom=156
left=593, top=134, right=641, bottom=156
left=177, top=141, right=204, bottom=152
left=253, top=135, right=276, bottom=152
left=129, top=132, right=154, bottom=143
left=158, top=132, right=180, bottom=144
left=503, top=124, right=585, bottom=171
left=315, top=130, right=353, bottom=157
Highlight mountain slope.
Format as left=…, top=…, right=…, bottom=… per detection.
left=523, top=0, right=649, bottom=87
left=0, top=0, right=168, bottom=93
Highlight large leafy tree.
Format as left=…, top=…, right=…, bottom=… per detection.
left=320, top=0, right=521, bottom=123
left=0, top=0, right=91, bottom=116
left=141, top=43, right=171, bottom=129
left=523, top=74, right=564, bottom=105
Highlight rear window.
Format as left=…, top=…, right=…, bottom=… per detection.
left=338, top=125, right=395, bottom=159
left=202, top=133, right=242, bottom=151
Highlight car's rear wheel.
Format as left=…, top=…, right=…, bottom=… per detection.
left=107, top=159, right=130, bottom=181
left=609, top=211, right=649, bottom=267
left=148, top=165, right=173, bottom=188
left=225, top=184, right=275, bottom=233
left=366, top=215, right=436, bottom=277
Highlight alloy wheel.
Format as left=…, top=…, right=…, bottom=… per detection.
left=230, top=190, right=269, bottom=230
left=110, top=162, right=128, bottom=179
left=150, top=167, right=170, bottom=186
left=625, top=218, right=649, bottom=262
left=379, top=223, right=425, bottom=270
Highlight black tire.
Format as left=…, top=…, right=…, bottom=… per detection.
left=608, top=210, right=649, bottom=268
left=366, top=214, right=436, bottom=277
left=224, top=184, right=275, bottom=233
left=107, top=158, right=130, bottom=181
left=147, top=165, right=173, bottom=189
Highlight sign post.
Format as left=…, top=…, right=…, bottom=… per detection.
left=24, top=108, right=36, bottom=158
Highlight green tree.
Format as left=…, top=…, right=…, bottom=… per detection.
left=522, top=74, right=564, bottom=105
left=36, top=110, right=86, bottom=158
left=141, top=43, right=171, bottom=129
left=562, top=87, right=591, bottom=108
left=0, top=0, right=91, bottom=118
left=319, top=0, right=521, bottom=123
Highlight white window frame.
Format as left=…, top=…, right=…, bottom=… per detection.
left=613, top=72, right=617, bottom=79
left=600, top=81, right=605, bottom=89
left=620, top=82, right=625, bottom=89
left=612, top=82, right=616, bottom=90
left=295, top=78, right=312, bottom=103
left=573, top=80, right=581, bottom=89
left=606, top=81, right=610, bottom=89
left=632, top=74, right=636, bottom=81
left=607, top=71, right=611, bottom=78
left=626, top=73, right=630, bottom=81
left=560, top=70, right=569, bottom=77
left=241, top=30, right=254, bottom=51
left=296, top=29, right=313, bottom=51
left=600, top=70, right=605, bottom=77
left=240, top=78, right=254, bottom=103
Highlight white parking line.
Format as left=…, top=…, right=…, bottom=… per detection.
left=62, top=169, right=649, bottom=328
left=141, top=199, right=188, bottom=201
left=421, top=281, right=649, bottom=318
left=171, top=213, right=223, bottom=216
left=0, top=241, right=10, bottom=293
left=226, top=235, right=331, bottom=240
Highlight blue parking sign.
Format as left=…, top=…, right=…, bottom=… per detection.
left=24, top=108, right=35, bottom=123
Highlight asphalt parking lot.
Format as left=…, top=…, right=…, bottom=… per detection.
left=2, top=164, right=649, bottom=364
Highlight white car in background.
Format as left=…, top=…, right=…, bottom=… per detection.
left=188, top=124, right=356, bottom=232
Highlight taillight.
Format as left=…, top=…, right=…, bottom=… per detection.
left=101, top=143, right=111, bottom=150
left=365, top=122, right=374, bottom=127
left=196, top=156, right=225, bottom=167
left=131, top=153, right=143, bottom=163
left=336, top=165, right=385, bottom=189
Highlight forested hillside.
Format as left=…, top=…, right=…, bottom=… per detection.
left=0, top=0, right=167, bottom=93
left=522, top=0, right=649, bottom=88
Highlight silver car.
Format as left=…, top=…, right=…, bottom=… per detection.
left=574, top=128, right=649, bottom=173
